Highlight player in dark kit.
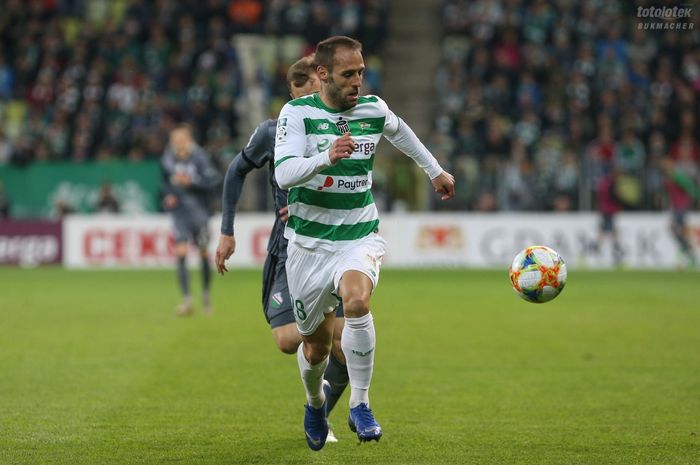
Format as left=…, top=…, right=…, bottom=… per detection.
left=215, top=56, right=348, bottom=442
left=162, top=124, right=221, bottom=316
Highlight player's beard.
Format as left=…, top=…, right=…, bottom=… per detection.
left=327, top=75, right=357, bottom=111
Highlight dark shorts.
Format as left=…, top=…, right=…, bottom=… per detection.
left=173, top=215, right=210, bottom=248
left=600, top=214, right=615, bottom=233
left=262, top=251, right=344, bottom=329
left=672, top=210, right=688, bottom=229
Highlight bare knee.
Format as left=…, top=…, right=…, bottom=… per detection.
left=275, top=336, right=299, bottom=355
left=175, top=243, right=188, bottom=257
left=304, top=342, right=331, bottom=365
left=273, top=325, right=301, bottom=355
left=343, top=295, right=370, bottom=318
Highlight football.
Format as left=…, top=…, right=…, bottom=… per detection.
left=509, top=246, right=567, bottom=303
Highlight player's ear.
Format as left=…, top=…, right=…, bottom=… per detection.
left=317, top=65, right=329, bottom=82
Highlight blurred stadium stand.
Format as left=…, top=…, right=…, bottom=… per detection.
left=0, top=0, right=698, bottom=218
left=433, top=0, right=699, bottom=213
left=0, top=0, right=388, bottom=217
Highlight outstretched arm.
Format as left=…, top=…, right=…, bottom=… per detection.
left=220, top=154, right=256, bottom=236
left=384, top=116, right=455, bottom=200
left=217, top=120, right=278, bottom=274
left=216, top=154, right=256, bottom=274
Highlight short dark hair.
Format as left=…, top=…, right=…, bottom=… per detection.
left=315, top=36, right=362, bottom=72
left=286, top=55, right=316, bottom=93
left=171, top=123, right=192, bottom=135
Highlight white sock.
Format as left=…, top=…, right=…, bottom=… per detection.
left=297, top=342, right=328, bottom=409
left=341, top=312, right=375, bottom=408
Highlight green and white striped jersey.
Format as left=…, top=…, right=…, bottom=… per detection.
left=274, top=92, right=440, bottom=251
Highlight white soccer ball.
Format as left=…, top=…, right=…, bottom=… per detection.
left=509, top=245, right=567, bottom=303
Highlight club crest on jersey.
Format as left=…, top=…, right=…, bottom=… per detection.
left=271, top=292, right=284, bottom=308
left=336, top=118, right=350, bottom=134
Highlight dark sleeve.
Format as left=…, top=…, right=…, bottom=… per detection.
left=220, top=153, right=257, bottom=235
left=161, top=154, right=175, bottom=196
left=240, top=119, right=275, bottom=168
left=188, top=149, right=222, bottom=191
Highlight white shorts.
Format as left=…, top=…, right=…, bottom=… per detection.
left=285, top=233, right=386, bottom=336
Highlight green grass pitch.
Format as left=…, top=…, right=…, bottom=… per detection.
left=1, top=267, right=698, bottom=465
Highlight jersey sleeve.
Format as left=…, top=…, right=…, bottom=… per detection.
left=160, top=153, right=176, bottom=196
left=379, top=97, right=443, bottom=180
left=273, top=102, right=333, bottom=189
left=241, top=119, right=275, bottom=168
left=220, top=153, right=256, bottom=235
left=191, top=149, right=222, bottom=190
left=377, top=96, right=401, bottom=135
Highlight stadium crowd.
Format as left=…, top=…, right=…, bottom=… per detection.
left=0, top=0, right=388, bottom=171
left=0, top=0, right=698, bottom=217
left=433, top=0, right=699, bottom=212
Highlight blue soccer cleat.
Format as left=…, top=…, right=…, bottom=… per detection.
left=348, top=403, right=382, bottom=442
left=304, top=397, right=328, bottom=451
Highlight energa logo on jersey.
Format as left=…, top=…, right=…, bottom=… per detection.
left=317, top=138, right=375, bottom=155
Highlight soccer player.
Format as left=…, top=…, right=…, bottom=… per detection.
left=162, top=124, right=221, bottom=316
left=661, top=156, right=698, bottom=268
left=595, top=169, right=624, bottom=266
left=274, top=36, right=455, bottom=450
left=214, top=56, right=349, bottom=442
